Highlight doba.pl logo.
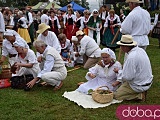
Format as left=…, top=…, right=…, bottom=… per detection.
left=116, top=105, right=160, bottom=120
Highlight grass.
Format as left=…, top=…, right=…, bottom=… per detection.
left=0, top=37, right=160, bottom=120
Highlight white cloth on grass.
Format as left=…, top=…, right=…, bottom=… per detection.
left=62, top=91, right=122, bottom=108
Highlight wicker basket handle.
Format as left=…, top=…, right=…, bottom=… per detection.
left=1, top=61, right=12, bottom=69
left=94, top=86, right=110, bottom=92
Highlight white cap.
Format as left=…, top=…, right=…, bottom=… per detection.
left=101, top=48, right=116, bottom=60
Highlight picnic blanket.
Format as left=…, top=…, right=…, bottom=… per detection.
left=62, top=90, right=122, bottom=108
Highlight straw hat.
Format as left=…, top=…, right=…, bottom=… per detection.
left=117, top=35, right=137, bottom=46
left=76, top=30, right=85, bottom=37
left=37, top=23, right=50, bottom=34
left=126, top=0, right=143, bottom=3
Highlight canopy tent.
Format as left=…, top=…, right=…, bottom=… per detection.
left=32, top=2, right=61, bottom=10
left=59, top=1, right=86, bottom=12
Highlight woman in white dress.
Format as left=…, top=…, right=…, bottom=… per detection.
left=12, top=40, right=40, bottom=78
left=76, top=48, right=122, bottom=94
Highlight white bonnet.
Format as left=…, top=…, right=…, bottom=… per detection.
left=4, top=29, right=20, bottom=37
left=101, top=48, right=116, bottom=60
left=13, top=39, right=27, bottom=48
left=92, top=9, right=98, bottom=13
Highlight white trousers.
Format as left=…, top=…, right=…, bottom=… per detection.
left=41, top=66, right=67, bottom=86
left=14, top=64, right=40, bottom=78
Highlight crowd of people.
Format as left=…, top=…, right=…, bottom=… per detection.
left=0, top=0, right=157, bottom=102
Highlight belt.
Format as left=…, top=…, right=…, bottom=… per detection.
left=141, top=82, right=152, bottom=87
left=9, top=54, right=17, bottom=58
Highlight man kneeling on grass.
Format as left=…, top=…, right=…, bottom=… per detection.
left=27, top=40, right=67, bottom=91
left=113, top=35, right=153, bottom=101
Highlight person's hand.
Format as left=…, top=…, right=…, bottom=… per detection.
left=62, top=57, right=67, bottom=61
left=88, top=73, right=96, bottom=79
left=26, top=78, right=38, bottom=88
left=11, top=62, right=18, bottom=74
left=111, top=25, right=115, bottom=28
left=113, top=68, right=119, bottom=73
left=37, top=56, right=43, bottom=63
left=98, top=61, right=105, bottom=67
left=15, top=62, right=22, bottom=67
left=75, top=52, right=79, bottom=57
left=112, top=81, right=121, bottom=87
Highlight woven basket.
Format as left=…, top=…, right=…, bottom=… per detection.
left=92, top=86, right=113, bottom=104
left=0, top=62, right=12, bottom=79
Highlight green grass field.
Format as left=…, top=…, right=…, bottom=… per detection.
left=0, top=37, right=160, bottom=120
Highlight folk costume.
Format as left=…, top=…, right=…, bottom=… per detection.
left=72, top=16, right=83, bottom=36
left=60, top=39, right=72, bottom=60
left=151, top=14, right=160, bottom=47
left=76, top=31, right=101, bottom=69
left=114, top=35, right=153, bottom=101
left=17, top=17, right=31, bottom=44
left=49, top=15, right=61, bottom=36
left=87, top=14, right=102, bottom=45
left=102, top=14, right=121, bottom=49
left=2, top=30, right=29, bottom=65
left=77, top=48, right=122, bottom=94
left=13, top=40, right=40, bottom=78
left=81, top=16, right=89, bottom=35
left=57, top=13, right=65, bottom=34
left=26, top=11, right=34, bottom=43
left=64, top=14, right=76, bottom=40
left=38, top=46, right=67, bottom=87
left=37, top=23, right=61, bottom=53
left=121, top=6, right=151, bottom=50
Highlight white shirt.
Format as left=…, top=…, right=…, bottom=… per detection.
left=0, top=12, right=5, bottom=32
left=79, top=35, right=101, bottom=57
left=37, top=31, right=61, bottom=53
left=2, top=36, right=29, bottom=57
left=41, top=14, right=49, bottom=25
left=16, top=49, right=38, bottom=64
left=121, top=6, right=151, bottom=46
left=27, top=12, right=33, bottom=26
left=118, top=47, right=153, bottom=92
left=18, top=17, right=28, bottom=28
left=37, top=46, right=54, bottom=78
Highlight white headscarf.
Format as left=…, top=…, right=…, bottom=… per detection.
left=4, top=29, right=20, bottom=37
left=92, top=9, right=98, bottom=13
left=13, top=39, right=27, bottom=48
left=101, top=48, right=116, bottom=60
